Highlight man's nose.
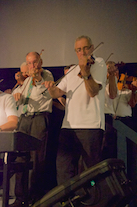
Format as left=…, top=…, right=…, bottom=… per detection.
left=81, top=48, right=86, bottom=55
left=29, top=63, right=36, bottom=68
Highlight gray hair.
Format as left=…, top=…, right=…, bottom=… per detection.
left=106, top=61, right=116, bottom=66
left=20, top=62, right=27, bottom=69
left=75, top=35, right=92, bottom=45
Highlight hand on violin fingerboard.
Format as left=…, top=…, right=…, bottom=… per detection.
left=107, top=64, right=117, bottom=77
left=79, top=55, right=94, bottom=76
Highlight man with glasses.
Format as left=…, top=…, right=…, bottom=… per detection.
left=44, top=35, right=107, bottom=185
left=10, top=52, right=54, bottom=207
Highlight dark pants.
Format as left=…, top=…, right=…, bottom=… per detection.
left=102, top=114, right=117, bottom=160
left=14, top=112, right=51, bottom=202
left=56, top=128, right=103, bottom=185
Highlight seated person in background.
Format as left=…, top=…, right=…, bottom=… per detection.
left=102, top=61, right=118, bottom=159
left=4, top=62, right=29, bottom=94
left=0, top=85, right=18, bottom=186
left=0, top=88, right=18, bottom=131
left=13, top=62, right=29, bottom=88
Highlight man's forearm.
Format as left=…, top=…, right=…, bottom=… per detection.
left=48, top=86, right=65, bottom=99
left=84, top=75, right=101, bottom=97
left=108, top=75, right=117, bottom=99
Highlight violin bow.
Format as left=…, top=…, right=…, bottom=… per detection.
left=0, top=79, right=4, bottom=83
left=37, top=49, right=44, bottom=67
left=105, top=53, right=114, bottom=63
left=42, top=42, right=104, bottom=94
left=11, top=82, right=19, bottom=93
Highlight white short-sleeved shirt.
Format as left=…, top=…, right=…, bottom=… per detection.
left=16, top=69, right=54, bottom=114
left=57, top=57, right=107, bottom=130
left=0, top=91, right=18, bottom=126
left=104, top=77, right=118, bottom=115
left=113, top=89, right=132, bottom=117
left=12, top=85, right=23, bottom=117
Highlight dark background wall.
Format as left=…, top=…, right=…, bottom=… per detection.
left=0, top=64, right=137, bottom=119
left=0, top=67, right=64, bottom=92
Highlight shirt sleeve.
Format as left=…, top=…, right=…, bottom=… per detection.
left=91, top=57, right=107, bottom=85
left=5, top=94, right=18, bottom=117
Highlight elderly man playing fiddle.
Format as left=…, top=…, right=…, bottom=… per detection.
left=10, top=52, right=54, bottom=207
left=44, top=35, right=107, bottom=185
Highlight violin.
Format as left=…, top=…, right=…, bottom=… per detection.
left=11, top=71, right=28, bottom=92
left=15, top=71, right=27, bottom=84
left=117, top=72, right=137, bottom=91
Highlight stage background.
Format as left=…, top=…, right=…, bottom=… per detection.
left=0, top=0, right=137, bottom=68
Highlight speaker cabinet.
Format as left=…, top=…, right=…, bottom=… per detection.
left=32, top=159, right=134, bottom=207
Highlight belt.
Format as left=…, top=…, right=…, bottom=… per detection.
left=105, top=113, right=113, bottom=116
left=115, top=116, right=131, bottom=120
left=23, top=111, right=48, bottom=117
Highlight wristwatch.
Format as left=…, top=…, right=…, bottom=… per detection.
left=82, top=74, right=91, bottom=80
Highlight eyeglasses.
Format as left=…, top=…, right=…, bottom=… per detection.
left=27, top=61, right=38, bottom=67
left=75, top=45, right=91, bottom=53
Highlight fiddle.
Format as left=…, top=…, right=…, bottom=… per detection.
left=11, top=67, right=29, bottom=92
left=15, top=71, right=27, bottom=84
left=117, top=72, right=137, bottom=91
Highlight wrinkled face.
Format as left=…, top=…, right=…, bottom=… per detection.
left=21, top=65, right=29, bottom=78
left=74, top=38, right=94, bottom=60
left=26, top=53, right=42, bottom=71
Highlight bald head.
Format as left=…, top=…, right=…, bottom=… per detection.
left=26, top=52, right=43, bottom=70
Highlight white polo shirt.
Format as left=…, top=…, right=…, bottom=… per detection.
left=0, top=91, right=18, bottom=126
left=57, top=57, right=107, bottom=130
left=104, top=77, right=118, bottom=115
left=113, top=89, right=132, bottom=117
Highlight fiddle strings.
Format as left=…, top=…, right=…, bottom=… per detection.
left=37, top=49, right=44, bottom=67
left=42, top=42, right=104, bottom=94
